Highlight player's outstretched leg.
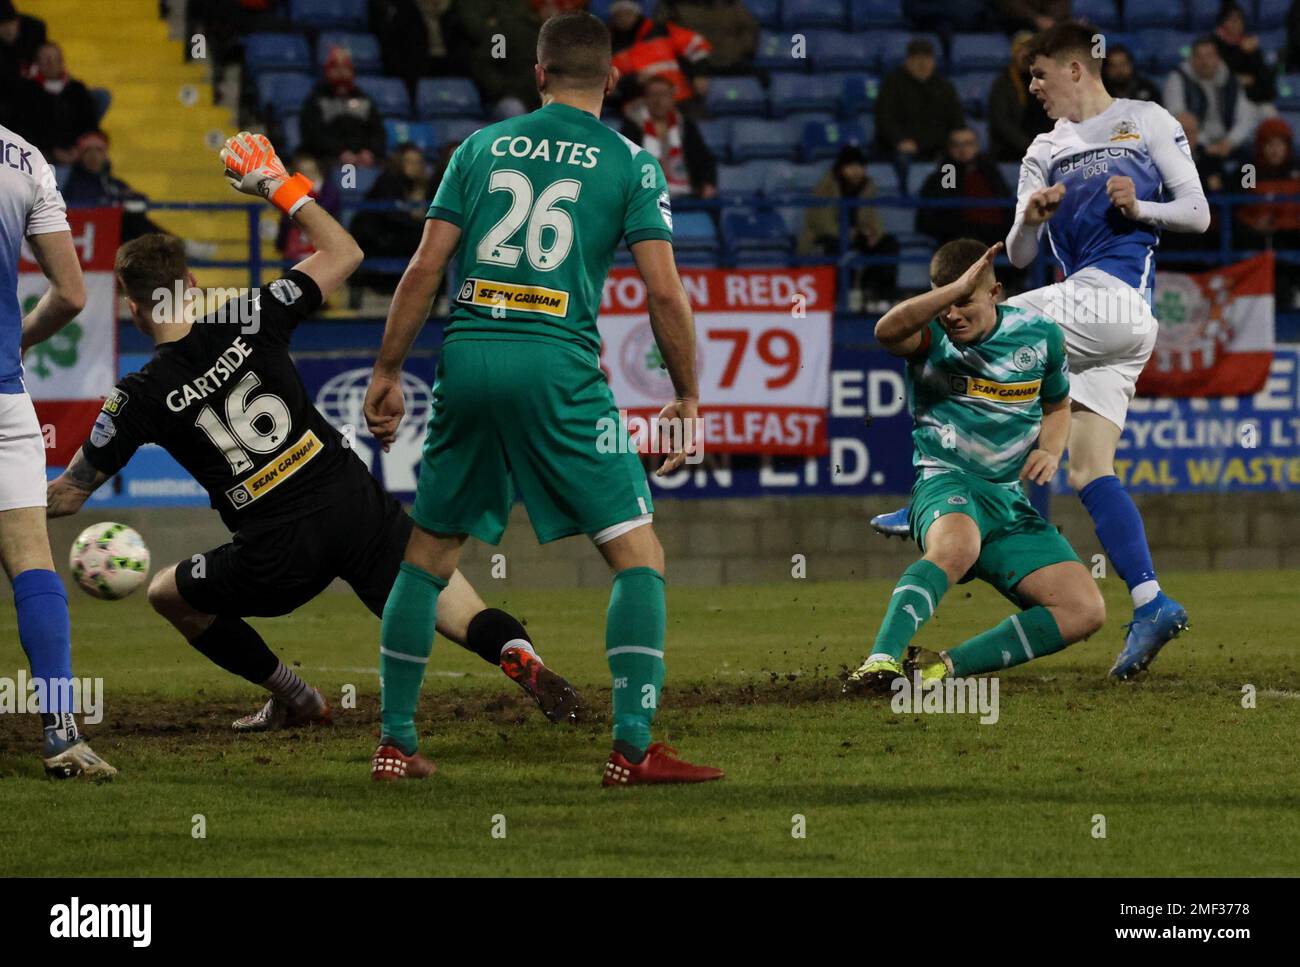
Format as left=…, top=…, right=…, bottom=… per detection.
left=1068, top=408, right=1188, bottom=679
left=846, top=511, right=970, bottom=695
left=148, top=565, right=331, bottom=732
left=911, top=561, right=1104, bottom=679
left=596, top=525, right=721, bottom=786
left=2, top=507, right=116, bottom=780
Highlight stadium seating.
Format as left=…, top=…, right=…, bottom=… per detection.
left=905, top=161, right=933, bottom=197
left=754, top=31, right=799, bottom=71
left=850, top=0, right=904, bottom=30
left=706, top=75, right=767, bottom=116
left=782, top=0, right=849, bottom=30
left=671, top=211, right=720, bottom=255
left=802, top=119, right=868, bottom=161
left=866, top=162, right=899, bottom=195
left=874, top=31, right=945, bottom=71
left=1135, top=30, right=1196, bottom=72
left=384, top=119, right=438, bottom=154
left=765, top=161, right=825, bottom=196
left=288, top=0, right=367, bottom=30
left=436, top=118, right=485, bottom=149
left=356, top=76, right=411, bottom=119
left=1071, top=0, right=1121, bottom=29
left=696, top=118, right=731, bottom=163
left=717, top=162, right=772, bottom=197
left=954, top=72, right=997, bottom=118
left=807, top=29, right=873, bottom=71
left=1256, top=0, right=1289, bottom=29
left=257, top=72, right=315, bottom=119
left=950, top=34, right=1010, bottom=72
left=747, top=0, right=782, bottom=28
left=1277, top=74, right=1300, bottom=111
left=415, top=78, right=483, bottom=119
left=244, top=34, right=312, bottom=77
left=1188, top=0, right=1223, bottom=30
left=1123, top=0, right=1189, bottom=29
left=722, top=209, right=793, bottom=256
left=837, top=73, right=879, bottom=117
left=770, top=72, right=842, bottom=115
left=731, top=118, right=802, bottom=161
left=999, top=162, right=1022, bottom=191
left=316, top=32, right=383, bottom=74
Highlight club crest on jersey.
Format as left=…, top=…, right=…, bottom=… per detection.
left=102, top=387, right=128, bottom=415
left=268, top=278, right=303, bottom=306
left=658, top=191, right=672, bottom=229
left=1012, top=346, right=1040, bottom=372
left=947, top=495, right=968, bottom=505
left=1109, top=119, right=1141, bottom=142
left=89, top=412, right=115, bottom=448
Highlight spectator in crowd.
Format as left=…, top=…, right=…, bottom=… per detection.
left=875, top=37, right=965, bottom=162
left=298, top=46, right=386, bottom=168
left=655, top=0, right=758, bottom=75
left=1158, top=111, right=1228, bottom=271
left=1214, top=1, right=1275, bottom=104
left=1237, top=117, right=1300, bottom=306
left=15, top=42, right=98, bottom=164
left=1102, top=44, right=1161, bottom=104
left=1178, top=111, right=1226, bottom=193
left=60, top=130, right=167, bottom=242
left=412, top=0, right=455, bottom=76
left=349, top=143, right=435, bottom=293
left=798, top=144, right=899, bottom=310
left=275, top=152, right=341, bottom=262
left=188, top=0, right=289, bottom=103
left=994, top=0, right=1071, bottom=34
left=1290, top=0, right=1300, bottom=75
left=443, top=0, right=545, bottom=118
left=0, top=0, right=45, bottom=128
left=609, top=0, right=712, bottom=110
left=1163, top=37, right=1255, bottom=163
left=371, top=0, right=430, bottom=99
left=620, top=73, right=717, bottom=198
left=915, top=127, right=1013, bottom=248
left=988, top=31, right=1053, bottom=163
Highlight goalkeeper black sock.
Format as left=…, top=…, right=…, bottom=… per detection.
left=466, top=607, right=534, bottom=665
left=189, top=615, right=280, bottom=684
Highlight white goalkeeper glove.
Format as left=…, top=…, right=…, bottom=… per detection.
left=220, top=131, right=314, bottom=217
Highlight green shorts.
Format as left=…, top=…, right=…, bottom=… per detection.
left=411, top=336, right=653, bottom=545
left=910, top=469, right=1081, bottom=602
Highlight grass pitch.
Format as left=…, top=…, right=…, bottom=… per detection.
left=1, top=571, right=1297, bottom=877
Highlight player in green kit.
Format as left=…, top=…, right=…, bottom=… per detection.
left=845, top=239, right=1106, bottom=694
left=362, top=11, right=722, bottom=785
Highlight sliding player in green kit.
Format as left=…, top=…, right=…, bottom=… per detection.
left=845, top=239, right=1106, bottom=694
left=362, top=12, right=721, bottom=785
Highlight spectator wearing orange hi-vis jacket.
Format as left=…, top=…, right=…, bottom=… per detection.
left=608, top=0, right=711, bottom=106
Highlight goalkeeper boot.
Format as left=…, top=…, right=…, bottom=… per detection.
left=42, top=737, right=117, bottom=781
left=870, top=507, right=912, bottom=539
left=1109, top=592, right=1189, bottom=680
left=500, top=646, right=585, bottom=724
left=602, top=742, right=723, bottom=787
left=904, top=646, right=950, bottom=683
left=371, top=741, right=438, bottom=781
left=233, top=689, right=332, bottom=732
left=843, top=655, right=905, bottom=695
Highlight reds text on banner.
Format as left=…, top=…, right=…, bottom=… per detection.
left=21, top=207, right=121, bottom=465
left=1139, top=253, right=1275, bottom=398
left=598, top=267, right=834, bottom=456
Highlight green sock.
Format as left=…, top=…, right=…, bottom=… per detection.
left=869, top=559, right=949, bottom=662
left=605, top=566, right=666, bottom=754
left=379, top=562, right=446, bottom=754
left=946, top=605, right=1066, bottom=676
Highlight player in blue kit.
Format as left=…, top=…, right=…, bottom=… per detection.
left=874, top=22, right=1211, bottom=680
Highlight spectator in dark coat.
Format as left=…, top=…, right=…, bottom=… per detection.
left=370, top=0, right=430, bottom=99
left=14, top=42, right=98, bottom=164
left=655, top=0, right=757, bottom=75
left=61, top=131, right=167, bottom=242
left=443, top=0, right=544, bottom=118
left=993, top=0, right=1070, bottom=34
left=916, top=127, right=1012, bottom=247
left=349, top=143, right=434, bottom=293
left=874, top=37, right=965, bottom=162
left=620, top=73, right=717, bottom=198
left=1103, top=45, right=1161, bottom=104
left=1213, top=2, right=1275, bottom=104
left=988, top=30, right=1053, bottom=162
left=298, top=46, right=386, bottom=168
left=0, top=0, right=45, bottom=129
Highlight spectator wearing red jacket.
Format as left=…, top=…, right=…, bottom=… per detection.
left=609, top=0, right=711, bottom=109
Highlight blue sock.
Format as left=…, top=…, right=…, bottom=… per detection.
left=13, top=569, right=75, bottom=718
left=1078, top=476, right=1158, bottom=595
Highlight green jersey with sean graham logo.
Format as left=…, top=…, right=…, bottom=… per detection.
left=906, top=304, right=1069, bottom=485
left=427, top=101, right=673, bottom=356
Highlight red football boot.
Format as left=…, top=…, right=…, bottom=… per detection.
left=500, top=646, right=585, bottom=724
left=371, top=742, right=438, bottom=781
left=601, top=742, right=724, bottom=787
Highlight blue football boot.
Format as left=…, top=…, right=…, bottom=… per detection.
left=869, top=506, right=912, bottom=539
left=1109, top=592, right=1189, bottom=680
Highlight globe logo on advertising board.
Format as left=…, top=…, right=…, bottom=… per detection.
left=618, top=321, right=705, bottom=398
left=315, top=368, right=433, bottom=492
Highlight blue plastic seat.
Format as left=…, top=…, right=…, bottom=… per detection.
left=280, top=114, right=302, bottom=156
left=765, top=161, right=825, bottom=196
left=865, top=162, right=899, bottom=195
left=837, top=73, right=880, bottom=116
left=754, top=30, right=802, bottom=71
left=706, top=76, right=768, bottom=116
left=1072, top=0, right=1121, bottom=28
left=289, top=0, right=367, bottom=29
left=954, top=71, right=996, bottom=118
left=849, top=0, right=904, bottom=29
left=802, top=119, right=868, bottom=161
left=1187, top=0, right=1221, bottom=29
left=781, top=0, right=848, bottom=30
left=1123, top=0, right=1188, bottom=29
left=414, top=78, right=483, bottom=119
left=722, top=209, right=793, bottom=255
left=357, top=76, right=411, bottom=119
left=769, top=72, right=841, bottom=115
left=1136, top=29, right=1196, bottom=72
left=950, top=33, right=1010, bottom=72
left=748, top=0, right=782, bottom=28
left=717, top=162, right=772, bottom=197
left=808, top=30, right=874, bottom=71
left=1257, top=0, right=1289, bottom=29
left=435, top=118, right=485, bottom=150
left=256, top=72, right=315, bottom=118
left=671, top=211, right=720, bottom=253
left=384, top=119, right=438, bottom=153
left=731, top=118, right=801, bottom=161
left=696, top=118, right=731, bottom=162
left=999, top=161, right=1022, bottom=191
left=316, top=32, right=382, bottom=73
left=245, top=34, right=312, bottom=76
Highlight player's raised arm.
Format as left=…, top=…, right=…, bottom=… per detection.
left=1006, top=153, right=1062, bottom=269
left=1108, top=109, right=1210, bottom=234
left=876, top=242, right=1002, bottom=355
left=220, top=131, right=363, bottom=299
left=630, top=238, right=699, bottom=475
left=365, top=216, right=462, bottom=450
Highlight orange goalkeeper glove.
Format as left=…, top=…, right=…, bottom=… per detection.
left=220, top=131, right=314, bottom=217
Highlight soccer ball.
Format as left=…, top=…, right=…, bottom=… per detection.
left=69, top=522, right=151, bottom=600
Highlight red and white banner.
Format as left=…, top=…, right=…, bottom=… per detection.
left=19, top=208, right=120, bottom=465
left=598, top=267, right=834, bottom=456
left=1138, top=252, right=1274, bottom=397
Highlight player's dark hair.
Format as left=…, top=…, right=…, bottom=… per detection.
left=115, top=233, right=188, bottom=305
left=1027, top=21, right=1103, bottom=75
left=930, top=238, right=994, bottom=288
left=537, top=11, right=612, bottom=91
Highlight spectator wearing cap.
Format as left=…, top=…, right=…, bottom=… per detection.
left=875, top=37, right=965, bottom=162
left=798, top=145, right=899, bottom=310
left=13, top=42, right=98, bottom=164
left=989, top=30, right=1053, bottom=163
left=620, top=73, right=717, bottom=198
left=1102, top=44, right=1160, bottom=104
left=654, top=1, right=758, bottom=76
left=1163, top=36, right=1256, bottom=162
left=61, top=131, right=168, bottom=242
left=298, top=45, right=386, bottom=168
left=1213, top=1, right=1276, bottom=104
left=609, top=0, right=712, bottom=110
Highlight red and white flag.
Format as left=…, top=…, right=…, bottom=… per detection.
left=1138, top=252, right=1274, bottom=397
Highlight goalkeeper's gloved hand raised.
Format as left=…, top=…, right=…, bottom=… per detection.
left=220, top=131, right=314, bottom=217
